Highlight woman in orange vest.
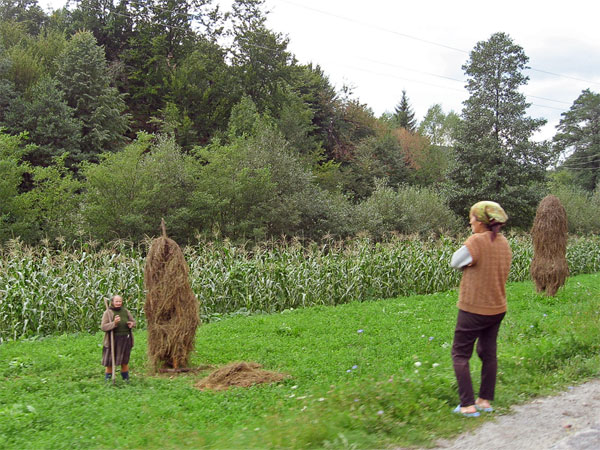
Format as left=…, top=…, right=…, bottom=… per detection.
left=450, top=201, right=511, bottom=417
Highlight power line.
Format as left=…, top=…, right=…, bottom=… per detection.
left=276, top=0, right=468, bottom=54
left=527, top=68, right=600, bottom=86
left=524, top=95, right=571, bottom=105
left=327, top=60, right=568, bottom=112
left=275, top=0, right=600, bottom=88
left=357, top=56, right=466, bottom=84
left=332, top=62, right=466, bottom=93
left=357, top=57, right=573, bottom=107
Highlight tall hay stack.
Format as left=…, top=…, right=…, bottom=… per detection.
left=530, top=195, right=569, bottom=296
left=144, top=220, right=199, bottom=370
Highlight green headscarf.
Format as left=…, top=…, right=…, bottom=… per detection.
left=470, top=201, right=508, bottom=224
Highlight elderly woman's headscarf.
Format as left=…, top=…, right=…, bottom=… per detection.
left=470, top=201, right=508, bottom=224
left=470, top=201, right=508, bottom=241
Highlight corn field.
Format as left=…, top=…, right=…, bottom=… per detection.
left=2, top=235, right=600, bottom=341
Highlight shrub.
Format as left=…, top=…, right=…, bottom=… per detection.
left=81, top=133, right=193, bottom=242
left=551, top=185, right=600, bottom=234
left=354, top=181, right=462, bottom=238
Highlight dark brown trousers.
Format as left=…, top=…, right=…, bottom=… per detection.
left=452, top=309, right=505, bottom=406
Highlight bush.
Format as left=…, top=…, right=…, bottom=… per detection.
left=551, top=185, right=600, bottom=234
left=354, top=181, right=462, bottom=238
left=0, top=131, right=31, bottom=242
left=81, top=133, right=194, bottom=242
left=190, top=123, right=356, bottom=241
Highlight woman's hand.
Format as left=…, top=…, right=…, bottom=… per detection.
left=127, top=321, right=134, bottom=329
left=114, top=315, right=121, bottom=325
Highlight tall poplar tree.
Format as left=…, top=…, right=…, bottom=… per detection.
left=446, top=32, right=551, bottom=227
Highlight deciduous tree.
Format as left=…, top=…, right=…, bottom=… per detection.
left=418, top=104, right=459, bottom=147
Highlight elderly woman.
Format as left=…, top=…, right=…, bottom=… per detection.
left=101, top=295, right=136, bottom=381
left=450, top=201, right=512, bottom=417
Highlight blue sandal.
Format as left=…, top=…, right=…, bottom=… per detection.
left=453, top=405, right=480, bottom=417
left=475, top=404, right=493, bottom=412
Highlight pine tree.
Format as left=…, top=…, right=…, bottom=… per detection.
left=554, top=89, right=600, bottom=191
left=393, top=90, right=416, bottom=132
left=56, top=31, right=128, bottom=163
left=9, top=76, right=82, bottom=167
left=446, top=32, right=551, bottom=227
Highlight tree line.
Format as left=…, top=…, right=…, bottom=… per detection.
left=1, top=0, right=599, bottom=245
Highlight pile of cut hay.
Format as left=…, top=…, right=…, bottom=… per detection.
left=195, top=362, right=287, bottom=391
left=530, top=195, right=569, bottom=296
left=144, top=220, right=199, bottom=370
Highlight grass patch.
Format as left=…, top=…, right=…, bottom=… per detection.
left=1, top=274, right=599, bottom=449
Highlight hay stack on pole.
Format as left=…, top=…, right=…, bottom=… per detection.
left=530, top=195, right=569, bottom=296
left=144, top=219, right=199, bottom=371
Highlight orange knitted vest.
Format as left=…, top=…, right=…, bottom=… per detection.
left=457, top=231, right=512, bottom=315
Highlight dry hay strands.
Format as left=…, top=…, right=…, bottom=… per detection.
left=195, top=362, right=288, bottom=391
left=145, top=221, right=199, bottom=371
left=530, top=195, right=569, bottom=296
left=531, top=195, right=568, bottom=257
left=530, top=256, right=569, bottom=296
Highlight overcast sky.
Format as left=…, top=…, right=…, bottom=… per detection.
left=43, top=0, right=600, bottom=141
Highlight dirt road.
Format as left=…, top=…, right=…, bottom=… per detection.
left=430, top=380, right=600, bottom=450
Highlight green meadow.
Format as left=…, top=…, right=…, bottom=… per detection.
left=1, top=274, right=599, bottom=449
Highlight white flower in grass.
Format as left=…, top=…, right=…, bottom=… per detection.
left=414, top=361, right=422, bottom=367
left=377, top=410, right=384, bottom=416
left=432, top=363, right=440, bottom=368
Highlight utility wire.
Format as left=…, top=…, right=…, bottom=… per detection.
left=275, top=0, right=600, bottom=88
left=327, top=60, right=567, bottom=111
left=333, top=62, right=466, bottom=93
left=358, top=57, right=573, bottom=106
left=275, top=0, right=468, bottom=54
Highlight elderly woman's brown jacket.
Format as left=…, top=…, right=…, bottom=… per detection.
left=100, top=309, right=136, bottom=348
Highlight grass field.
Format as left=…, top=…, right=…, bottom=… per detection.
left=1, top=274, right=599, bottom=449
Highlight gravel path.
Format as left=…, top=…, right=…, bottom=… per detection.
left=429, top=380, right=600, bottom=450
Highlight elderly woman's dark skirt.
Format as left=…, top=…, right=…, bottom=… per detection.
left=102, top=334, right=133, bottom=366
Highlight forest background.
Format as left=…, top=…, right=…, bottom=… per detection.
left=1, top=0, right=600, bottom=246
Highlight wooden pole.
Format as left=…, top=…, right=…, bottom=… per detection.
left=104, top=298, right=116, bottom=385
